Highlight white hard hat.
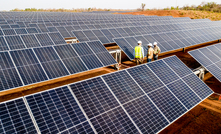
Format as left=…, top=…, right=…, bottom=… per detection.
left=148, top=43, right=153, bottom=47
left=154, top=42, right=157, bottom=45
left=137, top=41, right=142, bottom=44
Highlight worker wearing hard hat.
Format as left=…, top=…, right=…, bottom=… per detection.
left=147, top=43, right=154, bottom=62
left=134, top=41, right=144, bottom=65
left=153, top=42, right=161, bottom=60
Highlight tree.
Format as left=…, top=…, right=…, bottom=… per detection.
left=141, top=3, right=146, bottom=11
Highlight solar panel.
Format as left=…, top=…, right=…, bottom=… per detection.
left=83, top=30, right=99, bottom=41
left=56, top=26, right=72, bottom=38
left=0, top=37, right=9, bottom=51
left=54, top=44, right=88, bottom=74
left=114, top=38, right=134, bottom=60
left=92, top=30, right=110, bottom=44
left=3, top=29, right=16, bottom=35
left=33, top=47, right=69, bottom=79
left=100, top=29, right=115, bottom=43
left=14, top=28, right=28, bottom=34
left=20, top=34, right=41, bottom=48
left=72, top=31, right=89, bottom=42
left=37, top=24, right=49, bottom=33
left=87, top=41, right=117, bottom=66
left=108, top=28, right=123, bottom=38
left=10, top=24, right=20, bottom=29
left=4, top=35, right=26, bottom=50
left=10, top=49, right=48, bottom=85
left=48, top=32, right=67, bottom=45
left=26, top=27, right=39, bottom=34
left=25, top=86, right=88, bottom=133
left=0, top=52, right=23, bottom=91
left=0, top=98, right=38, bottom=134
left=72, top=42, right=103, bottom=69
left=47, top=26, right=58, bottom=32
left=35, top=33, right=55, bottom=46
left=189, top=43, right=221, bottom=83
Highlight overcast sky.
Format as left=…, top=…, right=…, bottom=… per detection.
left=0, top=0, right=220, bottom=11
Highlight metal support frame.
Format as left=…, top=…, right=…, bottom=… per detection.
left=65, top=39, right=78, bottom=43
left=109, top=49, right=121, bottom=70
left=193, top=66, right=205, bottom=81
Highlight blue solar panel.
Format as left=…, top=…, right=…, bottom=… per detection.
left=60, top=121, right=95, bottom=134
left=127, top=65, right=164, bottom=93
left=102, top=70, right=145, bottom=104
left=108, top=29, right=123, bottom=38
left=26, top=27, right=39, bottom=34
left=123, top=95, right=169, bottom=134
left=0, top=37, right=9, bottom=51
left=10, top=49, right=48, bottom=85
left=72, top=43, right=103, bottom=69
left=199, top=47, right=220, bottom=63
left=54, top=44, right=88, bottom=74
left=70, top=77, right=119, bottom=118
left=148, top=86, right=187, bottom=122
left=114, top=38, right=134, bottom=60
left=123, top=27, right=136, bottom=36
left=47, top=26, right=58, bottom=32
left=189, top=50, right=215, bottom=67
left=4, top=35, right=26, bottom=50
left=26, top=86, right=87, bottom=133
left=83, top=30, right=99, bottom=41
left=33, top=47, right=69, bottom=79
left=20, top=34, right=41, bottom=48
left=92, top=30, right=110, bottom=44
left=35, top=33, right=55, bottom=46
left=3, top=29, right=16, bottom=35
left=56, top=26, right=71, bottom=38
left=0, top=98, right=37, bottom=134
left=48, top=32, right=67, bottom=45
left=87, top=41, right=117, bottom=66
left=15, top=28, right=28, bottom=35
left=72, top=31, right=89, bottom=42
left=90, top=107, right=139, bottom=134
left=100, top=29, right=115, bottom=43
left=147, top=60, right=180, bottom=84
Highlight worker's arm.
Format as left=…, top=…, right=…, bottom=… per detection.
left=142, top=47, right=144, bottom=59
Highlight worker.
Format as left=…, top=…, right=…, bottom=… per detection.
left=147, top=43, right=154, bottom=63
left=153, top=42, right=161, bottom=61
left=134, top=41, right=144, bottom=65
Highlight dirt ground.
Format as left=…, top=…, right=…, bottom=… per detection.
left=118, top=10, right=221, bottom=21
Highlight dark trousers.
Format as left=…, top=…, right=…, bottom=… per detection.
left=153, top=54, right=158, bottom=60
left=147, top=58, right=152, bottom=63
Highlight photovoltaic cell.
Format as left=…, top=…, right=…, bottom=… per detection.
left=3, top=29, right=16, bottom=35
left=72, top=43, right=103, bottom=69
left=148, top=86, right=187, bottom=122
left=114, top=38, right=134, bottom=60
left=0, top=37, right=9, bottom=51
left=90, top=107, right=139, bottom=134
left=35, top=33, right=55, bottom=46
left=34, top=47, right=69, bottom=79
left=92, top=30, right=110, bottom=44
left=70, top=77, right=119, bottom=118
left=167, top=79, right=201, bottom=109
left=72, top=31, right=89, bottom=42
left=83, top=30, right=99, bottom=41
left=4, top=35, right=26, bottom=50
left=48, top=32, right=66, bottom=45
left=54, top=44, right=88, bottom=74
left=26, top=27, right=39, bottom=34
left=127, top=65, right=164, bottom=93
left=60, top=121, right=95, bottom=134
left=10, top=49, right=48, bottom=85
left=20, top=34, right=41, bottom=48
left=102, top=70, right=144, bottom=104
left=56, top=26, right=71, bottom=38
left=26, top=86, right=87, bottom=133
left=15, top=28, right=28, bottom=35
left=123, top=95, right=169, bottom=134
left=0, top=98, right=37, bottom=134
left=147, top=60, right=179, bottom=84
left=101, top=29, right=115, bottom=43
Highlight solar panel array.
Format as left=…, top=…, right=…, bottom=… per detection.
left=0, top=56, right=213, bottom=134
left=0, top=40, right=117, bottom=92
left=189, top=43, right=221, bottom=82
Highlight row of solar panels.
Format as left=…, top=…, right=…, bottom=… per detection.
left=0, top=17, right=192, bottom=28
left=73, top=21, right=221, bottom=44
left=0, top=40, right=117, bottom=92
left=0, top=56, right=213, bottom=134
left=0, top=19, right=206, bottom=38
left=189, top=43, right=221, bottom=83
left=0, top=32, right=67, bottom=51
left=114, top=26, right=221, bottom=60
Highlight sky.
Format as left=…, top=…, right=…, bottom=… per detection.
left=0, top=0, right=220, bottom=11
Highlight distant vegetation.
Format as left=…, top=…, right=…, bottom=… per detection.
left=10, top=8, right=133, bottom=12
left=164, top=2, right=221, bottom=13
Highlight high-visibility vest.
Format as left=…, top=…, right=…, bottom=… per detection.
left=134, top=46, right=143, bottom=58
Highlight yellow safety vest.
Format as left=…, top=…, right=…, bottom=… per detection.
left=135, top=46, right=143, bottom=58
